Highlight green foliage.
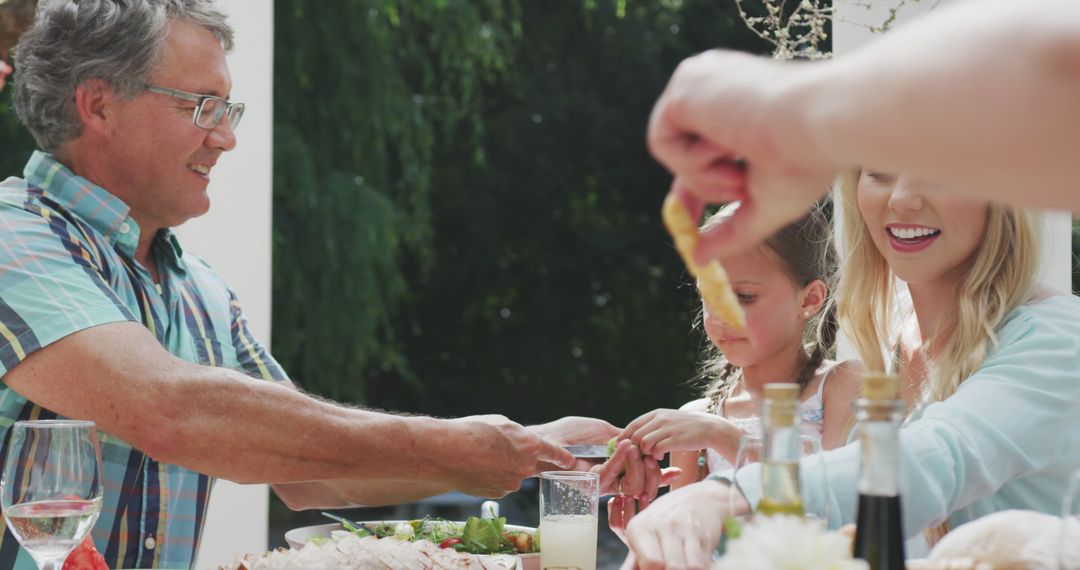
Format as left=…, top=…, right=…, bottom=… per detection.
left=273, top=0, right=525, bottom=402
left=0, top=79, right=35, bottom=177
left=272, top=0, right=771, bottom=424
left=1073, top=222, right=1080, bottom=294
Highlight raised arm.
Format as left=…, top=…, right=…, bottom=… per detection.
left=648, top=0, right=1080, bottom=261
left=800, top=0, right=1080, bottom=208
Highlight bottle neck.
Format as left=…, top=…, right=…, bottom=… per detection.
left=759, top=399, right=804, bottom=513
left=856, top=399, right=903, bottom=497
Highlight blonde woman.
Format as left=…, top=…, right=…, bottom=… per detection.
left=618, top=172, right=1080, bottom=569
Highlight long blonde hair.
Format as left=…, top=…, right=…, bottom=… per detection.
left=834, top=170, right=1038, bottom=402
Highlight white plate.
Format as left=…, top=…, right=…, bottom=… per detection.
left=285, top=520, right=540, bottom=570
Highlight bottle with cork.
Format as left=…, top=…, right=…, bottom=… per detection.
left=852, top=373, right=906, bottom=570
left=756, top=382, right=806, bottom=516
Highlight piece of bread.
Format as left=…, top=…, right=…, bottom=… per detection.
left=661, top=194, right=746, bottom=329
left=927, top=510, right=1080, bottom=570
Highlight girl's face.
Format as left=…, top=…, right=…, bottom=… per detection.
left=856, top=172, right=989, bottom=289
left=701, top=247, right=817, bottom=368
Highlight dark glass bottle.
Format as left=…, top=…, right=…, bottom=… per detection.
left=852, top=373, right=906, bottom=570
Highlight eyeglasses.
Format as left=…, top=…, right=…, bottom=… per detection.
left=144, top=83, right=245, bottom=130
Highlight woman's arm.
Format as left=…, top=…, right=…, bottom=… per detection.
left=737, top=298, right=1080, bottom=536
left=623, top=300, right=1080, bottom=566
left=623, top=478, right=752, bottom=569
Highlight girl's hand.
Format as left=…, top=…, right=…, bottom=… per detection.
left=620, top=479, right=738, bottom=570
left=621, top=408, right=741, bottom=461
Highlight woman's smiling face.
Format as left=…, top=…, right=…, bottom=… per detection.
left=856, top=171, right=989, bottom=289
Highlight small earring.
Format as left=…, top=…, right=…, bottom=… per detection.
left=802, top=311, right=811, bottom=318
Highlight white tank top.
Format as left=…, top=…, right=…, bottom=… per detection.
left=705, top=364, right=831, bottom=474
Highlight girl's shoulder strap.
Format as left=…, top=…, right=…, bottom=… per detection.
left=812, top=359, right=843, bottom=400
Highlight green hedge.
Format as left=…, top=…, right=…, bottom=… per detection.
left=270, top=0, right=775, bottom=424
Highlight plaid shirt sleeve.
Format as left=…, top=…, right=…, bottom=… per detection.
left=0, top=198, right=137, bottom=376
left=227, top=285, right=289, bottom=382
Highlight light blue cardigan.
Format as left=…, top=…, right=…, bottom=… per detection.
left=734, top=294, right=1080, bottom=538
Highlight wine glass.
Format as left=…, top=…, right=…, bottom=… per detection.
left=730, top=433, right=834, bottom=526
left=1, top=420, right=104, bottom=570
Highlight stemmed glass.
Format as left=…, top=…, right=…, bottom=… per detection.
left=1, top=420, right=104, bottom=570
left=730, top=433, right=834, bottom=526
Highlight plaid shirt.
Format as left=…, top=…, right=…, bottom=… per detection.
left=0, top=151, right=288, bottom=569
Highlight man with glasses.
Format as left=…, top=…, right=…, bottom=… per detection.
left=0, top=2, right=631, bottom=568
left=143, top=82, right=245, bottom=131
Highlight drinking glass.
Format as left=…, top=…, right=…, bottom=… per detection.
left=539, top=471, right=599, bottom=570
left=730, top=433, right=834, bottom=526
left=1, top=420, right=104, bottom=570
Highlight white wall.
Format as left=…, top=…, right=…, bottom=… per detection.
left=173, top=2, right=274, bottom=568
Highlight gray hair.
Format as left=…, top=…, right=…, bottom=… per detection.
left=12, top=0, right=233, bottom=153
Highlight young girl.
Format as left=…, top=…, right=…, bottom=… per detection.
left=620, top=172, right=1080, bottom=568
left=618, top=202, right=864, bottom=490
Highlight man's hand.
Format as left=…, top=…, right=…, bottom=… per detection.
left=647, top=50, right=835, bottom=262
left=528, top=415, right=621, bottom=471
left=444, top=414, right=575, bottom=498
left=528, top=415, right=620, bottom=445
left=620, top=479, right=740, bottom=570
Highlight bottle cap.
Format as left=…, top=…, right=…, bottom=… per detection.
left=764, top=382, right=800, bottom=401
left=764, top=383, right=800, bottom=426
left=862, top=373, right=900, bottom=400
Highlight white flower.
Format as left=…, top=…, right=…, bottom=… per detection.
left=713, top=515, right=868, bottom=570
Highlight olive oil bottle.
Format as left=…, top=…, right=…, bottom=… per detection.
left=756, top=383, right=805, bottom=516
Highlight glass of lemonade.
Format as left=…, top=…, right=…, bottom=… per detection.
left=539, top=471, right=599, bottom=570
left=1, top=420, right=104, bottom=570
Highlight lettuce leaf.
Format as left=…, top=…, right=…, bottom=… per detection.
left=453, top=516, right=515, bottom=554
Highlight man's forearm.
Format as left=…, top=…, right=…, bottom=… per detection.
left=5, top=322, right=565, bottom=498
left=151, top=365, right=455, bottom=485
left=4, top=323, right=457, bottom=486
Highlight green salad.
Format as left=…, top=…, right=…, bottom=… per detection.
left=320, top=516, right=538, bottom=556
